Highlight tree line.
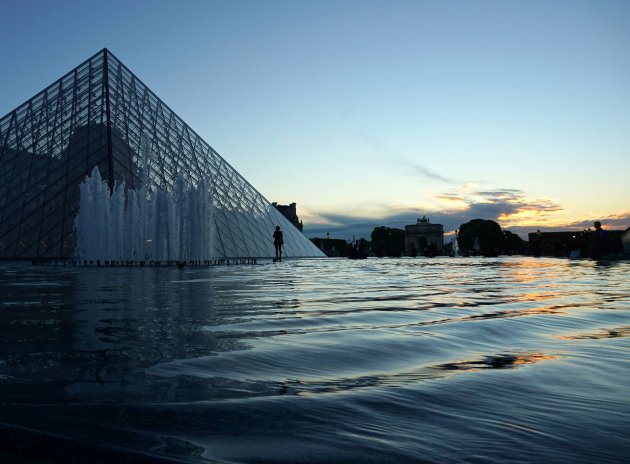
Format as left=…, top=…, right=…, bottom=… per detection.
left=311, top=219, right=527, bottom=257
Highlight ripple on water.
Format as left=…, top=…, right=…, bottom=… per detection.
left=0, top=257, right=629, bottom=463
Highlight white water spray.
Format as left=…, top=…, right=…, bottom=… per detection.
left=74, top=139, right=214, bottom=262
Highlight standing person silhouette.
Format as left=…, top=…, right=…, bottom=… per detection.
left=273, top=226, right=283, bottom=261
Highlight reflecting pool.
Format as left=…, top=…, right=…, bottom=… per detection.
left=1, top=257, right=629, bottom=463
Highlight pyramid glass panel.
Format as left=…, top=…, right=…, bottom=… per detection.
left=0, top=49, right=324, bottom=259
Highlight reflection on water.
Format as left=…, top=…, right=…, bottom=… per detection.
left=435, top=352, right=558, bottom=370
left=0, top=257, right=629, bottom=463
left=555, top=326, right=630, bottom=340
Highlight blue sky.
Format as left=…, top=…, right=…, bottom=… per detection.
left=1, top=0, right=629, bottom=239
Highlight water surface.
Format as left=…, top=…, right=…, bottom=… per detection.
left=0, top=257, right=629, bottom=462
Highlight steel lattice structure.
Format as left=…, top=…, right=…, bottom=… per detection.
left=0, top=49, right=324, bottom=259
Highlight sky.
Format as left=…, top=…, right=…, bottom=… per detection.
left=1, top=0, right=629, bottom=240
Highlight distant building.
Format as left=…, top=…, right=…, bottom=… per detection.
left=529, top=228, right=625, bottom=258
left=405, top=217, right=444, bottom=256
left=528, top=231, right=586, bottom=258
left=272, top=202, right=303, bottom=231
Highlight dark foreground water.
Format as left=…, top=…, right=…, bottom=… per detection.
left=0, top=257, right=629, bottom=463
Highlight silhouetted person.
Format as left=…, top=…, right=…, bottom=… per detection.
left=590, top=221, right=607, bottom=259
left=273, top=226, right=283, bottom=261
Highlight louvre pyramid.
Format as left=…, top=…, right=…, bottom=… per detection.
left=0, top=49, right=324, bottom=259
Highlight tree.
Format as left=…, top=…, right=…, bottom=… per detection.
left=371, top=226, right=405, bottom=257
left=503, top=230, right=526, bottom=255
left=457, top=219, right=503, bottom=257
left=310, top=237, right=349, bottom=257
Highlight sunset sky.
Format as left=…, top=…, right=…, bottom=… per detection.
left=1, top=0, right=629, bottom=239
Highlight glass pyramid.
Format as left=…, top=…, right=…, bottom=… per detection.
left=0, top=49, right=324, bottom=260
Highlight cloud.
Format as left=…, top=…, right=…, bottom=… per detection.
left=549, top=212, right=630, bottom=231
left=358, top=133, right=459, bottom=185
left=465, top=189, right=564, bottom=225
left=394, top=159, right=457, bottom=184
left=303, top=188, right=571, bottom=240
left=301, top=179, right=630, bottom=242
left=475, top=189, right=522, bottom=200
left=434, top=193, right=467, bottom=202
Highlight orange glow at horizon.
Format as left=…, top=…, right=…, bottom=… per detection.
left=498, top=210, right=559, bottom=227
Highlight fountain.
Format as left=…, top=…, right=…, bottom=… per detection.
left=74, top=137, right=214, bottom=264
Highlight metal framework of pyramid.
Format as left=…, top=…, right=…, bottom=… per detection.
left=0, top=49, right=324, bottom=260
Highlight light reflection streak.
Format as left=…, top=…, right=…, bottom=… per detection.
left=436, top=353, right=559, bottom=371
left=554, top=326, right=630, bottom=340
left=290, top=352, right=559, bottom=396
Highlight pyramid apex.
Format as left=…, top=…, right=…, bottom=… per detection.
left=99, top=48, right=118, bottom=60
